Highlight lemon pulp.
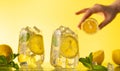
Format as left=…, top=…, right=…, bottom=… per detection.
left=81, top=18, right=98, bottom=34
left=60, top=35, right=78, bottom=58
left=28, top=34, right=44, bottom=55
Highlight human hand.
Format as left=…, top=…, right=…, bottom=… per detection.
left=76, top=4, right=118, bottom=29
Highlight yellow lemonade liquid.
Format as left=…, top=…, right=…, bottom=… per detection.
left=50, top=26, right=79, bottom=68
left=18, top=26, right=44, bottom=68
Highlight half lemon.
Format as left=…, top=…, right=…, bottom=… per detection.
left=81, top=18, right=98, bottom=34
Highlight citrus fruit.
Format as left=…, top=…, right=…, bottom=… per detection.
left=18, top=54, right=29, bottom=63
left=112, top=49, right=120, bottom=65
left=114, top=66, right=120, bottom=71
left=28, top=56, right=36, bottom=68
left=60, top=34, right=78, bottom=58
left=92, top=50, right=104, bottom=65
left=81, top=18, right=98, bottom=34
left=0, top=44, right=13, bottom=61
left=28, top=34, right=44, bottom=55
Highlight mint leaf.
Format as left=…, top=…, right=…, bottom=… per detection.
left=14, top=64, right=19, bottom=69
left=8, top=61, right=19, bottom=69
left=8, top=54, right=19, bottom=69
left=86, top=57, right=91, bottom=64
left=79, top=58, right=91, bottom=68
left=88, top=53, right=93, bottom=64
left=10, top=54, right=19, bottom=60
left=0, top=56, right=7, bottom=65
left=79, top=52, right=107, bottom=71
left=93, top=65, right=107, bottom=71
left=0, top=53, right=19, bottom=70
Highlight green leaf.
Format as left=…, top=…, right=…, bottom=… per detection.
left=79, top=58, right=87, bottom=63
left=8, top=61, right=15, bottom=67
left=86, top=57, right=91, bottom=64
left=14, top=64, right=19, bottom=69
left=8, top=54, right=19, bottom=69
left=79, top=58, right=91, bottom=68
left=88, top=53, right=93, bottom=64
left=0, top=55, right=8, bottom=65
left=9, top=54, right=19, bottom=61
left=93, top=65, right=107, bottom=71
left=8, top=61, right=19, bottom=69
left=0, top=53, right=19, bottom=70
left=79, top=52, right=107, bottom=71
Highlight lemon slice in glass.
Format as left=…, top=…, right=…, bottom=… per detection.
left=81, top=18, right=98, bottom=34
left=60, top=35, right=78, bottom=58
left=28, top=34, right=44, bottom=55
left=18, top=54, right=30, bottom=63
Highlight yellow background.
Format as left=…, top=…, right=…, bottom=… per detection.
left=0, top=0, right=119, bottom=67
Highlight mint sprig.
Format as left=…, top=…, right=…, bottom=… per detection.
left=0, top=53, right=19, bottom=70
left=79, top=52, right=107, bottom=71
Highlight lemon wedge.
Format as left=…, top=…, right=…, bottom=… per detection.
left=60, top=35, right=78, bottom=58
left=81, top=18, right=98, bottom=34
left=93, top=50, right=104, bottom=65
left=28, top=34, right=44, bottom=55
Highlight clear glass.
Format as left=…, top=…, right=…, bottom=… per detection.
left=50, top=26, right=79, bottom=68
left=18, top=26, right=44, bottom=68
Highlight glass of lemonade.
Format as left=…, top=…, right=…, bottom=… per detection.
left=18, top=26, right=44, bottom=68
left=50, top=26, right=79, bottom=68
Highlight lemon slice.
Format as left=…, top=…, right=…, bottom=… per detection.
left=60, top=35, right=78, bottom=58
left=81, top=18, right=98, bottom=34
left=28, top=34, right=44, bottom=55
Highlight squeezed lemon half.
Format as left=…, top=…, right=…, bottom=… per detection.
left=93, top=50, right=104, bottom=65
left=28, top=34, right=44, bottom=55
left=60, top=34, right=78, bottom=58
left=81, top=18, right=98, bottom=34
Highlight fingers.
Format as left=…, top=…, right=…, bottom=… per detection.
left=78, top=9, right=93, bottom=29
left=76, top=8, right=89, bottom=15
left=76, top=4, right=105, bottom=29
left=99, top=18, right=112, bottom=29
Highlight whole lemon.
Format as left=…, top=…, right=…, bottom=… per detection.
left=112, top=49, right=120, bottom=65
left=114, top=66, right=120, bottom=71
left=92, top=50, right=104, bottom=65
left=0, top=44, right=13, bottom=62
